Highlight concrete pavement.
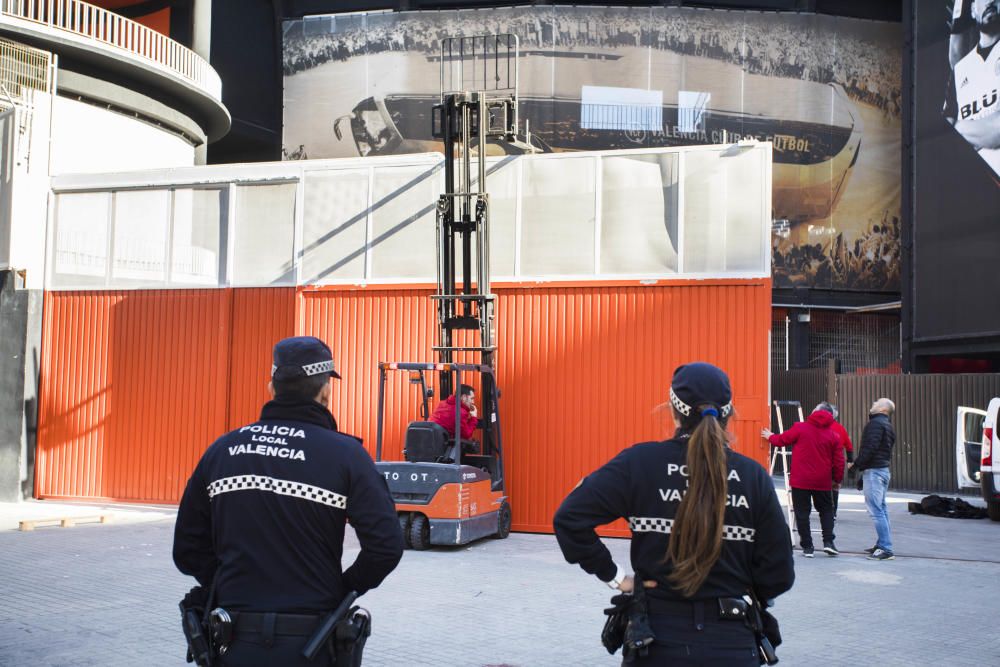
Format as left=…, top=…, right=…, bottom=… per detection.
left=0, top=485, right=997, bottom=666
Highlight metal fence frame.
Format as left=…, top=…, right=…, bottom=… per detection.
left=772, top=369, right=1000, bottom=493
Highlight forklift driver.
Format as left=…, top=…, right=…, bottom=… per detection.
left=430, top=384, right=480, bottom=443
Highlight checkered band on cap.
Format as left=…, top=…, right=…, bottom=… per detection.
left=271, top=360, right=336, bottom=378
left=669, top=388, right=732, bottom=419
left=207, top=475, right=347, bottom=510
left=629, top=516, right=755, bottom=542
left=302, top=360, right=336, bottom=376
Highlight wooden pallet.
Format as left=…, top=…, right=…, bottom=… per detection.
left=18, top=515, right=112, bottom=531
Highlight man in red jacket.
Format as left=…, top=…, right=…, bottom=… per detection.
left=430, top=384, right=479, bottom=442
left=762, top=405, right=845, bottom=557
left=817, top=402, right=854, bottom=518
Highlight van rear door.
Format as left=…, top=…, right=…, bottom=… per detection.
left=956, top=406, right=986, bottom=490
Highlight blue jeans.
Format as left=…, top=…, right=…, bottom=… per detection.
left=863, top=468, right=893, bottom=553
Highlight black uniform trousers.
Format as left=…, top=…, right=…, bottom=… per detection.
left=221, top=636, right=329, bottom=667
left=628, top=600, right=759, bottom=667
left=220, top=613, right=332, bottom=667
left=790, top=487, right=835, bottom=549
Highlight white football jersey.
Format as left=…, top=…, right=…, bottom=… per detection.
left=954, top=44, right=1000, bottom=173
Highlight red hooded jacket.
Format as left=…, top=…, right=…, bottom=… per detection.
left=768, top=410, right=845, bottom=491
left=430, top=395, right=477, bottom=440
left=830, top=420, right=854, bottom=464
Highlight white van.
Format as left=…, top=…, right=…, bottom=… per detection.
left=957, top=397, right=1000, bottom=521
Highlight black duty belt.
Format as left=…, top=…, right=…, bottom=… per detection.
left=233, top=612, right=322, bottom=637
left=647, top=596, right=749, bottom=621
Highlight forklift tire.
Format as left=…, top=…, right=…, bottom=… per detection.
left=399, top=513, right=413, bottom=549
left=493, top=501, right=512, bottom=539
left=409, top=513, right=431, bottom=550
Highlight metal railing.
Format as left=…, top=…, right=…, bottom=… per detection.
left=0, top=0, right=221, bottom=100
left=0, top=36, right=52, bottom=169
left=0, top=34, right=50, bottom=99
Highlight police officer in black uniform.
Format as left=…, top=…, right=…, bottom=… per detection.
left=554, top=362, right=794, bottom=666
left=173, top=336, right=404, bottom=666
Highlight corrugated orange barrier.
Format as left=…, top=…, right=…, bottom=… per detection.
left=298, top=280, right=771, bottom=535
left=36, top=288, right=295, bottom=503
left=36, top=280, right=771, bottom=535
left=37, top=290, right=232, bottom=502
left=227, top=288, right=296, bottom=430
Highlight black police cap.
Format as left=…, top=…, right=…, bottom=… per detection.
left=669, top=362, right=733, bottom=419
left=271, top=336, right=341, bottom=381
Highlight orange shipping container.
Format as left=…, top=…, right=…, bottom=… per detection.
left=36, top=279, right=771, bottom=535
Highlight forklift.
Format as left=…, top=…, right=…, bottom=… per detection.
left=374, top=35, right=523, bottom=550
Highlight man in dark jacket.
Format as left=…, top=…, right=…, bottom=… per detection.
left=173, top=336, right=404, bottom=665
left=855, top=397, right=896, bottom=561
left=763, top=406, right=844, bottom=557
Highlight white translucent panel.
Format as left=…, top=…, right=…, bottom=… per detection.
left=600, top=154, right=678, bottom=274
left=369, top=165, right=440, bottom=279
left=722, top=149, right=766, bottom=271
left=301, top=169, right=369, bottom=283
left=52, top=192, right=110, bottom=286
left=683, top=149, right=766, bottom=273
left=111, top=190, right=169, bottom=283
left=520, top=157, right=596, bottom=275
left=232, top=183, right=296, bottom=286
left=172, top=189, right=223, bottom=285
left=484, top=158, right=518, bottom=277
left=464, top=157, right=518, bottom=278
left=683, top=152, right=725, bottom=273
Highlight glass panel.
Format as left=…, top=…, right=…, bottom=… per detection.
left=301, top=170, right=369, bottom=283
left=52, top=192, right=110, bottom=288
left=600, top=153, right=678, bottom=274
left=520, top=156, right=596, bottom=275
left=683, top=148, right=765, bottom=274
left=684, top=150, right=729, bottom=273
left=465, top=156, right=518, bottom=278
left=112, top=190, right=169, bottom=284
left=369, top=164, right=440, bottom=279
left=232, top=183, right=296, bottom=286
left=172, top=188, right=223, bottom=286
left=723, top=148, right=765, bottom=271
left=964, top=412, right=985, bottom=444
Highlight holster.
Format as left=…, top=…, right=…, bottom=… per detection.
left=600, top=576, right=656, bottom=661
left=328, top=607, right=371, bottom=667
left=745, top=590, right=781, bottom=666
left=179, top=586, right=216, bottom=667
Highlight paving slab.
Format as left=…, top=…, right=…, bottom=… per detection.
left=0, top=483, right=996, bottom=666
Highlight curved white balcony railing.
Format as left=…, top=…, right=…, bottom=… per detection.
left=0, top=0, right=221, bottom=101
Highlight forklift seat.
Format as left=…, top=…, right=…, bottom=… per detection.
left=403, top=421, right=450, bottom=463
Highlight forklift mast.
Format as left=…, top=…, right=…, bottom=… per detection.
left=431, top=35, right=519, bottom=399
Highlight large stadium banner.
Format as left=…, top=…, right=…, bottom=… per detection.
left=913, top=0, right=1000, bottom=341
left=282, top=6, right=901, bottom=292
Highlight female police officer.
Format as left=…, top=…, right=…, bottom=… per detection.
left=554, top=362, right=794, bottom=665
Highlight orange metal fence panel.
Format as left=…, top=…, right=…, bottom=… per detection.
left=296, top=280, right=771, bottom=535
left=226, top=288, right=297, bottom=431
left=36, top=281, right=770, bottom=533
left=36, top=289, right=232, bottom=503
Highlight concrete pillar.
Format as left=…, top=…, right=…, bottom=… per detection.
left=192, top=0, right=212, bottom=62
left=0, top=271, right=41, bottom=501
left=192, top=0, right=212, bottom=165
